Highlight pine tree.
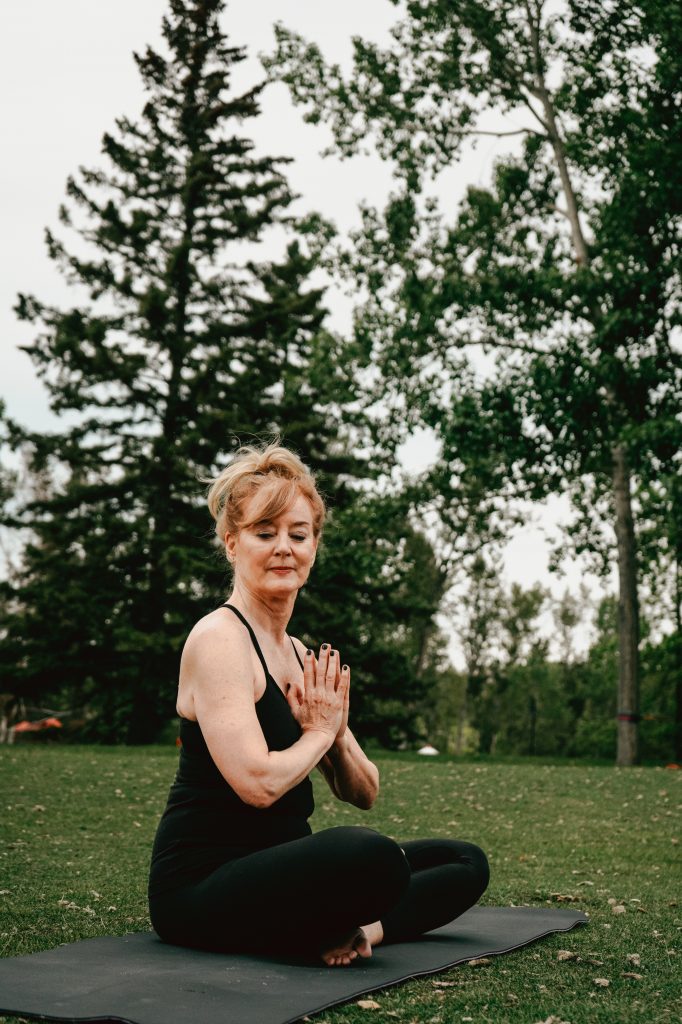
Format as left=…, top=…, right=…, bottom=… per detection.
left=0, top=0, right=361, bottom=741
left=1, top=0, right=448, bottom=747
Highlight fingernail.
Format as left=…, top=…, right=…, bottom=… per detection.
left=306, top=649, right=312, bottom=656
left=343, top=664, right=348, bottom=671
left=329, top=650, right=335, bottom=657
left=321, top=643, right=329, bottom=650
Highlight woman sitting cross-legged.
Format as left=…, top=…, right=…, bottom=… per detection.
left=148, top=440, right=490, bottom=966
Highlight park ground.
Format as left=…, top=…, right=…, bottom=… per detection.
left=0, top=747, right=680, bottom=1024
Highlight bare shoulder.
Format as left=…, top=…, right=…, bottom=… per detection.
left=177, top=608, right=255, bottom=717
left=183, top=607, right=248, bottom=662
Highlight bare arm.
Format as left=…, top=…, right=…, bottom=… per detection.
left=189, top=621, right=345, bottom=808
left=318, top=729, right=380, bottom=810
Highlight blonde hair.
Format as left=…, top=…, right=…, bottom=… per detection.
left=206, top=440, right=326, bottom=548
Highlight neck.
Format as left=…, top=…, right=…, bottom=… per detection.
left=227, top=582, right=295, bottom=644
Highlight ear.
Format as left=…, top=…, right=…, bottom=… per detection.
left=225, top=530, right=237, bottom=564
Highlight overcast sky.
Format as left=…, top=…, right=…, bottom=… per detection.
left=1, top=1, right=606, bottom=659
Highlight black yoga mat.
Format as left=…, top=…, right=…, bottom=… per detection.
left=0, top=906, right=587, bottom=1024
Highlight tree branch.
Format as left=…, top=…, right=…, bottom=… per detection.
left=462, top=127, right=541, bottom=139
left=522, top=0, right=589, bottom=265
left=442, top=333, right=548, bottom=357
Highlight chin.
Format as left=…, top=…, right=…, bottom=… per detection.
left=266, top=575, right=301, bottom=591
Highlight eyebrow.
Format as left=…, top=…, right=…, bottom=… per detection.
left=254, top=519, right=311, bottom=528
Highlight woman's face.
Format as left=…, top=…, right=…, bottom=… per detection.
left=226, top=491, right=318, bottom=599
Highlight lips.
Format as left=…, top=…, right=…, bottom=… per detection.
left=270, top=567, right=293, bottom=573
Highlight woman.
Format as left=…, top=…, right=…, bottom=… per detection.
left=148, top=441, right=489, bottom=966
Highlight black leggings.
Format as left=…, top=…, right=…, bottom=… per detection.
left=149, top=826, right=489, bottom=956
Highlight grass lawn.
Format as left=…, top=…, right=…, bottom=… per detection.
left=0, top=746, right=680, bottom=1024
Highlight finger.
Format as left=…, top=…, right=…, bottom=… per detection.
left=303, top=649, right=316, bottom=690
left=316, top=643, right=330, bottom=686
left=333, top=650, right=341, bottom=689
left=285, top=685, right=300, bottom=715
left=326, top=649, right=338, bottom=688
left=337, top=668, right=350, bottom=699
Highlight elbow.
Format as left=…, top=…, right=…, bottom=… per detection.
left=242, top=778, right=279, bottom=809
left=366, top=772, right=380, bottom=809
left=248, top=791, right=275, bottom=809
left=360, top=790, right=379, bottom=811
left=355, top=780, right=380, bottom=811
left=356, top=796, right=375, bottom=811
left=228, top=768, right=279, bottom=809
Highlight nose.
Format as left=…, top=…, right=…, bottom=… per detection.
left=273, top=530, right=292, bottom=556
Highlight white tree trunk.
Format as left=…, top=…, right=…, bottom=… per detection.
left=612, top=444, right=640, bottom=765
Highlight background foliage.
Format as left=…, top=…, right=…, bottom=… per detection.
left=1, top=0, right=680, bottom=761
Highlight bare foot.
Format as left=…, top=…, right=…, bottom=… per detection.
left=320, top=926, right=373, bottom=967
left=361, top=920, right=384, bottom=947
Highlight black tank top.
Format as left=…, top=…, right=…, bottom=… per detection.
left=148, top=604, right=314, bottom=897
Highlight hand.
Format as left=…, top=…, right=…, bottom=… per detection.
left=319, top=643, right=350, bottom=741
left=286, top=644, right=349, bottom=742
left=311, top=647, right=350, bottom=742
left=309, top=647, right=350, bottom=741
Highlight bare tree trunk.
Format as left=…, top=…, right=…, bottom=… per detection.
left=674, top=554, right=682, bottom=762
left=528, top=694, right=537, bottom=756
left=612, top=444, right=640, bottom=765
left=525, top=6, right=641, bottom=765
left=455, top=688, right=467, bottom=756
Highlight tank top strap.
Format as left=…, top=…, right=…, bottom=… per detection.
left=290, top=638, right=304, bottom=671
left=222, top=603, right=271, bottom=680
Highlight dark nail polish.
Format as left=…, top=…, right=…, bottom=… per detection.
left=330, top=650, right=335, bottom=657
left=321, top=643, right=329, bottom=650
left=306, top=649, right=312, bottom=656
left=343, top=664, right=348, bottom=671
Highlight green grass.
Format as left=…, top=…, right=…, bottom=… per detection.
left=1, top=746, right=680, bottom=1024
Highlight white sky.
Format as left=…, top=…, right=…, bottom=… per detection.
left=0, top=0, right=608, bottom=663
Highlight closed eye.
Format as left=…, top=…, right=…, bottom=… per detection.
left=256, top=531, right=308, bottom=541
